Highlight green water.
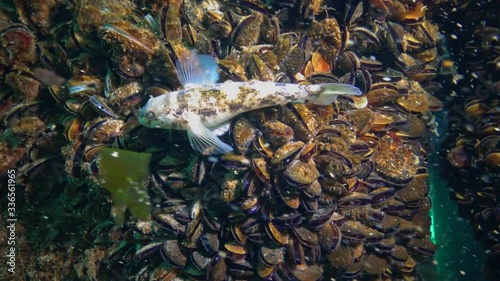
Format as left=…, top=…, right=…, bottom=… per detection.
left=429, top=112, right=487, bottom=281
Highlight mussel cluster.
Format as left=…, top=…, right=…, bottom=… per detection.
left=127, top=100, right=438, bottom=280
left=0, top=6, right=69, bottom=198
left=445, top=13, right=500, bottom=280
left=0, top=0, right=462, bottom=280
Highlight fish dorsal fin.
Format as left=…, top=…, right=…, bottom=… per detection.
left=176, top=50, right=219, bottom=89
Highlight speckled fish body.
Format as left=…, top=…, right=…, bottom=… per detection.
left=138, top=50, right=361, bottom=155
left=141, top=81, right=319, bottom=129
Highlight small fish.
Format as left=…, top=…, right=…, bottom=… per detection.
left=139, top=50, right=362, bottom=155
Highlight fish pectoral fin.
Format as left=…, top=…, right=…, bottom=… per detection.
left=211, top=121, right=231, bottom=136
left=176, top=50, right=220, bottom=89
left=187, top=122, right=233, bottom=155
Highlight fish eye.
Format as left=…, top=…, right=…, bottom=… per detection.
left=145, top=110, right=156, bottom=120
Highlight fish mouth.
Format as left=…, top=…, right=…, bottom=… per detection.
left=137, top=108, right=150, bottom=127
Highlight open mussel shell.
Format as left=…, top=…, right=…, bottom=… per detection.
left=115, top=58, right=145, bottom=79
left=266, top=220, right=289, bottom=245
left=337, top=192, right=371, bottom=210
left=338, top=92, right=369, bottom=110
left=370, top=214, right=400, bottom=236
left=262, top=120, right=294, bottom=147
left=220, top=153, right=251, bottom=170
left=201, top=232, right=220, bottom=254
left=349, top=143, right=372, bottom=157
left=410, top=65, right=437, bottom=83
left=300, top=142, right=317, bottom=162
left=2, top=101, right=42, bottom=128
left=83, top=95, right=120, bottom=119
left=464, top=99, right=488, bottom=119
left=329, top=118, right=356, bottom=131
left=336, top=51, right=360, bottom=75
left=394, top=115, right=426, bottom=140
left=190, top=252, right=212, bottom=272
left=378, top=171, right=415, bottom=187
left=134, top=242, right=162, bottom=262
left=271, top=141, right=304, bottom=168
left=257, top=262, right=276, bottom=279
left=356, top=160, right=374, bottom=179
left=309, top=203, right=337, bottom=228
left=280, top=44, right=306, bottom=76
left=349, top=26, right=381, bottom=54
left=153, top=211, right=186, bottom=234
left=396, top=93, right=428, bottom=114
left=369, top=187, right=396, bottom=205
left=344, top=0, right=364, bottom=26
left=342, top=261, right=364, bottom=279
left=273, top=177, right=301, bottom=209
left=384, top=21, right=407, bottom=54
left=390, top=245, right=410, bottom=263
left=252, top=157, right=271, bottom=184
left=293, top=226, right=319, bottom=249
left=316, top=127, right=341, bottom=141
left=224, top=240, right=248, bottom=261
left=0, top=24, right=37, bottom=65
left=348, top=108, right=374, bottom=134
left=394, top=53, right=426, bottom=76
left=63, top=116, right=82, bottom=142
left=207, top=254, right=227, bottom=281
left=371, top=111, right=394, bottom=132
left=339, top=221, right=366, bottom=244
left=231, top=14, right=263, bottom=50
left=228, top=259, right=254, bottom=279
left=359, top=57, right=383, bottom=71
left=259, top=244, right=284, bottom=266
left=210, top=20, right=233, bottom=38
left=83, top=118, right=124, bottom=144
left=366, top=82, right=399, bottom=106
left=484, top=150, right=500, bottom=169
left=66, top=75, right=103, bottom=100
left=328, top=245, right=354, bottom=271
left=144, top=85, right=171, bottom=97
left=475, top=135, right=500, bottom=157
left=371, top=68, right=403, bottom=83
left=407, top=238, right=437, bottom=257
left=253, top=133, right=274, bottom=158
left=307, top=73, right=339, bottom=84
left=318, top=221, right=342, bottom=250
left=272, top=211, right=303, bottom=229
left=376, top=106, right=408, bottom=126
left=284, top=160, right=319, bottom=188
left=160, top=240, right=188, bottom=267
left=316, top=150, right=354, bottom=176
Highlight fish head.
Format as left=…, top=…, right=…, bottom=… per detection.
left=138, top=96, right=181, bottom=129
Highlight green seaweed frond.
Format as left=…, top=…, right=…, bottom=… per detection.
left=98, top=148, right=152, bottom=225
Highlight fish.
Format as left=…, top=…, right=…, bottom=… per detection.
left=139, top=50, right=362, bottom=155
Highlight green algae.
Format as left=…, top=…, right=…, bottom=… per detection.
left=0, top=129, right=22, bottom=147
left=98, top=148, right=152, bottom=225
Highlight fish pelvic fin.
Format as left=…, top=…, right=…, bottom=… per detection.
left=185, top=112, right=233, bottom=155
left=305, top=83, right=362, bottom=105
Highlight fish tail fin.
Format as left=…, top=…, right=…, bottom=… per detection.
left=305, top=83, right=362, bottom=105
